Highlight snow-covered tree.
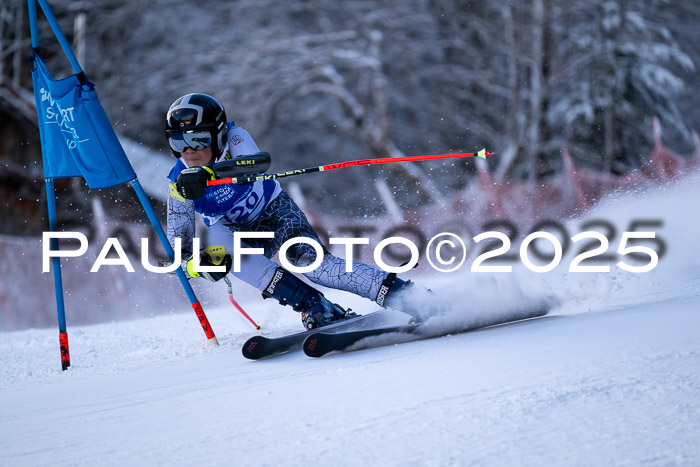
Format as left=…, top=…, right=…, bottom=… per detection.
left=549, top=0, right=695, bottom=173
left=8, top=0, right=700, bottom=217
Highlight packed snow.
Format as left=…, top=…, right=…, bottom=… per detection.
left=1, top=171, right=699, bottom=466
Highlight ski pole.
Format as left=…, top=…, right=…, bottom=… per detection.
left=223, top=277, right=261, bottom=330
left=208, top=149, right=492, bottom=186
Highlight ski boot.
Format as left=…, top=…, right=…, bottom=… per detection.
left=376, top=273, right=448, bottom=323
left=262, top=267, right=357, bottom=329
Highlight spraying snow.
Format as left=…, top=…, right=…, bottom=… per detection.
left=1, top=170, right=699, bottom=465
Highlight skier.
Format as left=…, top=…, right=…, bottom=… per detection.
left=165, top=93, right=426, bottom=329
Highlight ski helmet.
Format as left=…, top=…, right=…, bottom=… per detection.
left=165, top=93, right=227, bottom=159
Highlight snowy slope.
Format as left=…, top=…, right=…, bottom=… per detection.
left=1, top=171, right=699, bottom=466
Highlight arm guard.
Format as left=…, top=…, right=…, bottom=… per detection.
left=167, top=186, right=196, bottom=261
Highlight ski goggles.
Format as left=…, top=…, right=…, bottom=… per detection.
left=168, top=130, right=213, bottom=153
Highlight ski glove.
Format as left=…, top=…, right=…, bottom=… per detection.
left=175, top=166, right=216, bottom=200
left=186, top=245, right=232, bottom=282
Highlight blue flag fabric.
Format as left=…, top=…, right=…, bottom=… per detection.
left=32, top=54, right=136, bottom=189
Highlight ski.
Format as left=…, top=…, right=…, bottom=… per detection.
left=304, top=322, right=420, bottom=357
left=241, top=310, right=387, bottom=360
left=303, top=308, right=550, bottom=358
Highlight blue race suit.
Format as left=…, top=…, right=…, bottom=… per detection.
left=166, top=122, right=387, bottom=300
